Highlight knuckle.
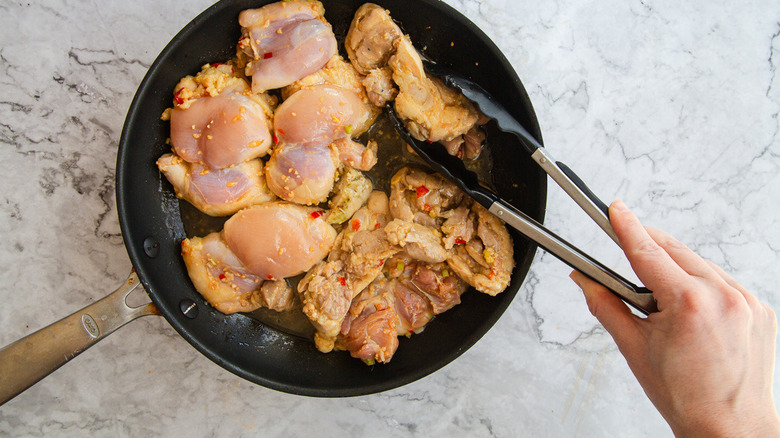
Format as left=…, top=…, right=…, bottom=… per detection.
left=628, top=237, right=664, bottom=259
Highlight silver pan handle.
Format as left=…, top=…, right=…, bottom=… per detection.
left=0, top=272, right=158, bottom=405
left=488, top=201, right=658, bottom=315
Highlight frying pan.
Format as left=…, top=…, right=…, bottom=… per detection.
left=0, top=0, right=546, bottom=400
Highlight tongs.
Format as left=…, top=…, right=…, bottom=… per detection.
left=388, top=65, right=657, bottom=315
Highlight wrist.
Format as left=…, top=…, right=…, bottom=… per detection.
left=670, top=406, right=780, bottom=438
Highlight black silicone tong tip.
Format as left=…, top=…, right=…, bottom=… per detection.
left=386, top=106, right=497, bottom=209
left=424, top=61, right=541, bottom=155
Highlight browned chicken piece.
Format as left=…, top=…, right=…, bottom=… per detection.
left=299, top=191, right=401, bottom=352
left=386, top=252, right=467, bottom=315
left=157, top=153, right=275, bottom=217
left=387, top=167, right=513, bottom=296
left=438, top=114, right=489, bottom=160
left=259, top=279, right=295, bottom=312
left=444, top=201, right=514, bottom=296
left=384, top=219, right=449, bottom=263
left=181, top=233, right=267, bottom=314
left=389, top=35, right=480, bottom=144
left=389, top=166, right=464, bottom=228
left=390, top=278, right=434, bottom=336
left=440, top=203, right=476, bottom=249
left=345, top=3, right=402, bottom=75
left=336, top=274, right=399, bottom=364
left=362, top=67, right=397, bottom=107
left=337, top=255, right=458, bottom=364
left=345, top=3, right=485, bottom=158
left=325, top=166, right=373, bottom=225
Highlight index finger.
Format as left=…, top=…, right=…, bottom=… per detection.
left=609, top=201, right=699, bottom=304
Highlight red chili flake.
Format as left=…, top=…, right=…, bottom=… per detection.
left=488, top=268, right=497, bottom=279
left=218, top=273, right=226, bottom=280
left=351, top=219, right=361, bottom=231
left=310, top=211, right=324, bottom=219
left=423, top=204, right=432, bottom=212
left=338, top=276, right=346, bottom=286
left=377, top=258, right=385, bottom=267
left=272, top=134, right=279, bottom=144
left=374, top=223, right=381, bottom=229
left=425, top=140, right=432, bottom=144
left=455, top=238, right=467, bottom=245
left=375, top=303, right=385, bottom=311
left=173, top=88, right=185, bottom=105
left=277, top=128, right=286, bottom=135
left=415, top=185, right=430, bottom=198
left=267, top=274, right=274, bottom=280
left=211, top=62, right=224, bottom=67
left=263, top=52, right=274, bottom=59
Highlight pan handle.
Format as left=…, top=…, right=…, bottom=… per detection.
left=0, top=272, right=158, bottom=406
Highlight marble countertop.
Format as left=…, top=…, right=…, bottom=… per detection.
left=1, top=0, right=778, bottom=436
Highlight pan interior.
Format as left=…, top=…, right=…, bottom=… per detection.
left=116, top=0, right=546, bottom=397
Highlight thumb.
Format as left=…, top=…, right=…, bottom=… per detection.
left=570, top=270, right=643, bottom=349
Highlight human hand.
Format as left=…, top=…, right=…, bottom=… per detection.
left=570, top=200, right=780, bottom=437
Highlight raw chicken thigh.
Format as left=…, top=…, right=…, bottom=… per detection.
left=264, top=143, right=339, bottom=205
left=157, top=153, right=274, bottom=217
left=238, top=1, right=337, bottom=93
left=274, top=84, right=374, bottom=147
left=182, top=201, right=336, bottom=314
left=266, top=84, right=376, bottom=205
left=181, top=232, right=293, bottom=314
left=223, top=201, right=337, bottom=280
left=169, top=68, right=273, bottom=170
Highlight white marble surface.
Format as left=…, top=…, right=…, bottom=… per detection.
left=1, top=0, right=778, bottom=436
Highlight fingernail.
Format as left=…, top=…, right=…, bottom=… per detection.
left=612, top=200, right=628, bottom=212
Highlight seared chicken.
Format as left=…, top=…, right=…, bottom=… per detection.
left=345, top=3, right=485, bottom=158
left=443, top=201, right=514, bottom=296
left=385, top=252, right=467, bottom=315
left=326, top=167, right=373, bottom=225
left=299, top=191, right=401, bottom=352
left=336, top=274, right=399, bottom=364
left=345, top=3, right=402, bottom=75
left=384, top=219, right=449, bottom=264
left=388, top=167, right=513, bottom=296
left=389, top=36, right=480, bottom=145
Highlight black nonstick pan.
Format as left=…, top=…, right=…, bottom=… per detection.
left=0, top=0, right=546, bottom=400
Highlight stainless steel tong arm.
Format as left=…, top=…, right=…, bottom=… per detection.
left=488, top=200, right=657, bottom=315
